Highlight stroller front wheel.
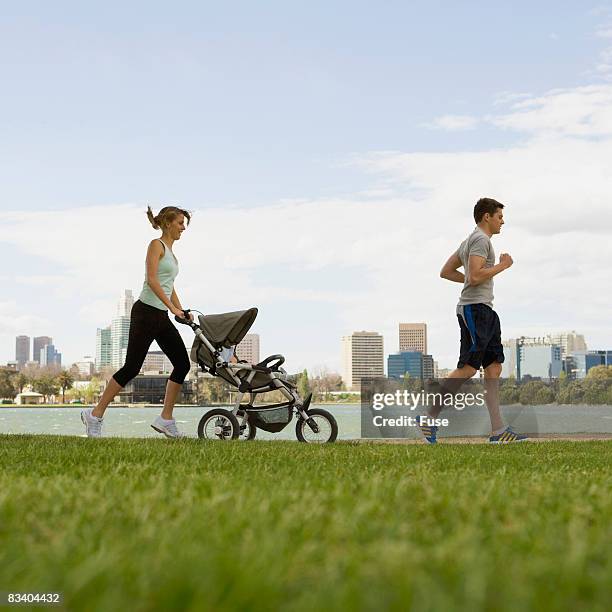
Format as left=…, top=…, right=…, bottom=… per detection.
left=295, top=408, right=338, bottom=443
left=198, top=408, right=240, bottom=440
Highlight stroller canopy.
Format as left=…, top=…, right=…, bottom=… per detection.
left=197, top=308, right=258, bottom=349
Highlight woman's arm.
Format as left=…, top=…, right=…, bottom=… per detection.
left=170, top=288, right=182, bottom=310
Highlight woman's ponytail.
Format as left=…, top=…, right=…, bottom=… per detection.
left=146, top=206, right=160, bottom=230
left=146, top=205, right=191, bottom=230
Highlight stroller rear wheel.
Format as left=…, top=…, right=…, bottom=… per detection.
left=295, top=408, right=338, bottom=443
left=198, top=409, right=240, bottom=440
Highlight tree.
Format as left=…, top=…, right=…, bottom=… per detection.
left=583, top=377, right=611, bottom=404
left=14, top=373, right=28, bottom=394
left=586, top=365, right=612, bottom=380
left=310, top=367, right=343, bottom=401
left=82, top=377, right=103, bottom=404
left=0, top=370, right=17, bottom=400
left=57, top=370, right=75, bottom=404
left=499, top=382, right=519, bottom=405
left=298, top=369, right=311, bottom=399
left=519, top=380, right=554, bottom=405
left=197, top=377, right=229, bottom=404
left=32, top=374, right=60, bottom=403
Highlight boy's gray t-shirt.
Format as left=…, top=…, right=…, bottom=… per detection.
left=456, top=227, right=495, bottom=310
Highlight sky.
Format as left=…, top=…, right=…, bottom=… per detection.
left=1, top=1, right=611, bottom=373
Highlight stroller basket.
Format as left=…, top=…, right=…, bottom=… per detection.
left=249, top=406, right=293, bottom=433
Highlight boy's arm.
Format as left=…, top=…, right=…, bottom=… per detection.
left=468, top=253, right=513, bottom=286
left=440, top=252, right=465, bottom=283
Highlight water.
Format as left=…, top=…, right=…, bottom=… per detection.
left=1, top=403, right=611, bottom=439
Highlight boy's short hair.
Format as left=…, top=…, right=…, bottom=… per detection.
left=474, top=198, right=504, bottom=223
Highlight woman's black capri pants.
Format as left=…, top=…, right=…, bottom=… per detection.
left=113, top=300, right=191, bottom=387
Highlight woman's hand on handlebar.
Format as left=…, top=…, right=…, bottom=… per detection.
left=171, top=306, right=193, bottom=321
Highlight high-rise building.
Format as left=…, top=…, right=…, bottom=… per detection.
left=545, top=331, right=587, bottom=358
left=40, top=344, right=61, bottom=367
left=33, top=336, right=52, bottom=364
left=388, top=351, right=423, bottom=379
left=142, top=351, right=173, bottom=374
left=96, top=327, right=112, bottom=371
left=15, top=336, right=30, bottom=367
left=387, top=351, right=435, bottom=380
left=569, top=350, right=612, bottom=379
left=111, top=316, right=130, bottom=368
left=422, top=354, right=435, bottom=379
left=519, top=343, right=562, bottom=380
left=111, top=290, right=133, bottom=368
left=503, top=337, right=563, bottom=380
left=399, top=323, right=427, bottom=354
left=341, top=331, right=384, bottom=391
left=236, top=334, right=260, bottom=363
left=501, top=339, right=520, bottom=379
left=73, top=356, right=95, bottom=377
left=117, top=289, right=134, bottom=318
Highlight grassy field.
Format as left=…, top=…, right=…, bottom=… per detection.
left=1, top=436, right=611, bottom=612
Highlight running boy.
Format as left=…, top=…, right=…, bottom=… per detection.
left=420, top=197, right=527, bottom=444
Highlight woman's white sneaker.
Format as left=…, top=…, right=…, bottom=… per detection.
left=151, top=416, right=185, bottom=438
left=81, top=408, right=103, bottom=438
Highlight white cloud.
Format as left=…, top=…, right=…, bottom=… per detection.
left=493, top=91, right=533, bottom=106
left=0, top=300, right=51, bottom=359
left=425, top=114, right=479, bottom=131
left=488, top=85, right=612, bottom=136
left=2, top=84, right=612, bottom=372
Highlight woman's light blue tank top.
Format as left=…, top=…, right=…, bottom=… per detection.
left=138, top=239, right=179, bottom=311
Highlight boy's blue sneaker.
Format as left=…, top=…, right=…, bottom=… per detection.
left=489, top=427, right=528, bottom=444
left=417, top=421, right=439, bottom=444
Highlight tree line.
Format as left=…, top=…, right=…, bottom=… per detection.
left=498, top=366, right=612, bottom=405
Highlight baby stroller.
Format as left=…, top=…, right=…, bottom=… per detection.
left=175, top=308, right=338, bottom=443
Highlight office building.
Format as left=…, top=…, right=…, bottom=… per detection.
left=15, top=335, right=30, bottom=368
left=117, top=289, right=134, bottom=318
left=236, top=334, right=260, bottom=363
left=399, top=323, right=427, bottom=354
left=387, top=351, right=436, bottom=380
left=33, top=336, right=52, bottom=364
left=503, top=337, right=563, bottom=381
left=341, top=332, right=384, bottom=391
left=119, top=374, right=194, bottom=404
left=388, top=351, right=423, bottom=379
left=545, top=331, right=587, bottom=358
left=96, top=327, right=112, bottom=371
left=110, top=291, right=133, bottom=368
left=111, top=316, right=130, bottom=368
left=569, top=350, right=612, bottom=379
left=142, top=351, right=173, bottom=374
left=422, top=354, right=435, bottom=378
left=501, top=339, right=520, bottom=379
left=73, top=358, right=95, bottom=378
left=520, top=344, right=562, bottom=380
left=40, top=344, right=62, bottom=368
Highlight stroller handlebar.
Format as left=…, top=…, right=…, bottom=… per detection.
left=174, top=309, right=199, bottom=329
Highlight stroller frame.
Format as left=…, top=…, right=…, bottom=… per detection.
left=178, top=311, right=317, bottom=433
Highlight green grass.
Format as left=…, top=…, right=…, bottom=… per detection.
left=1, top=436, right=611, bottom=612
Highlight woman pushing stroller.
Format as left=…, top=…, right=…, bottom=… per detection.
left=81, top=206, right=193, bottom=438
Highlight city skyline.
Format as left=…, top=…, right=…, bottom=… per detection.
left=1, top=3, right=611, bottom=371
left=9, top=317, right=610, bottom=378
